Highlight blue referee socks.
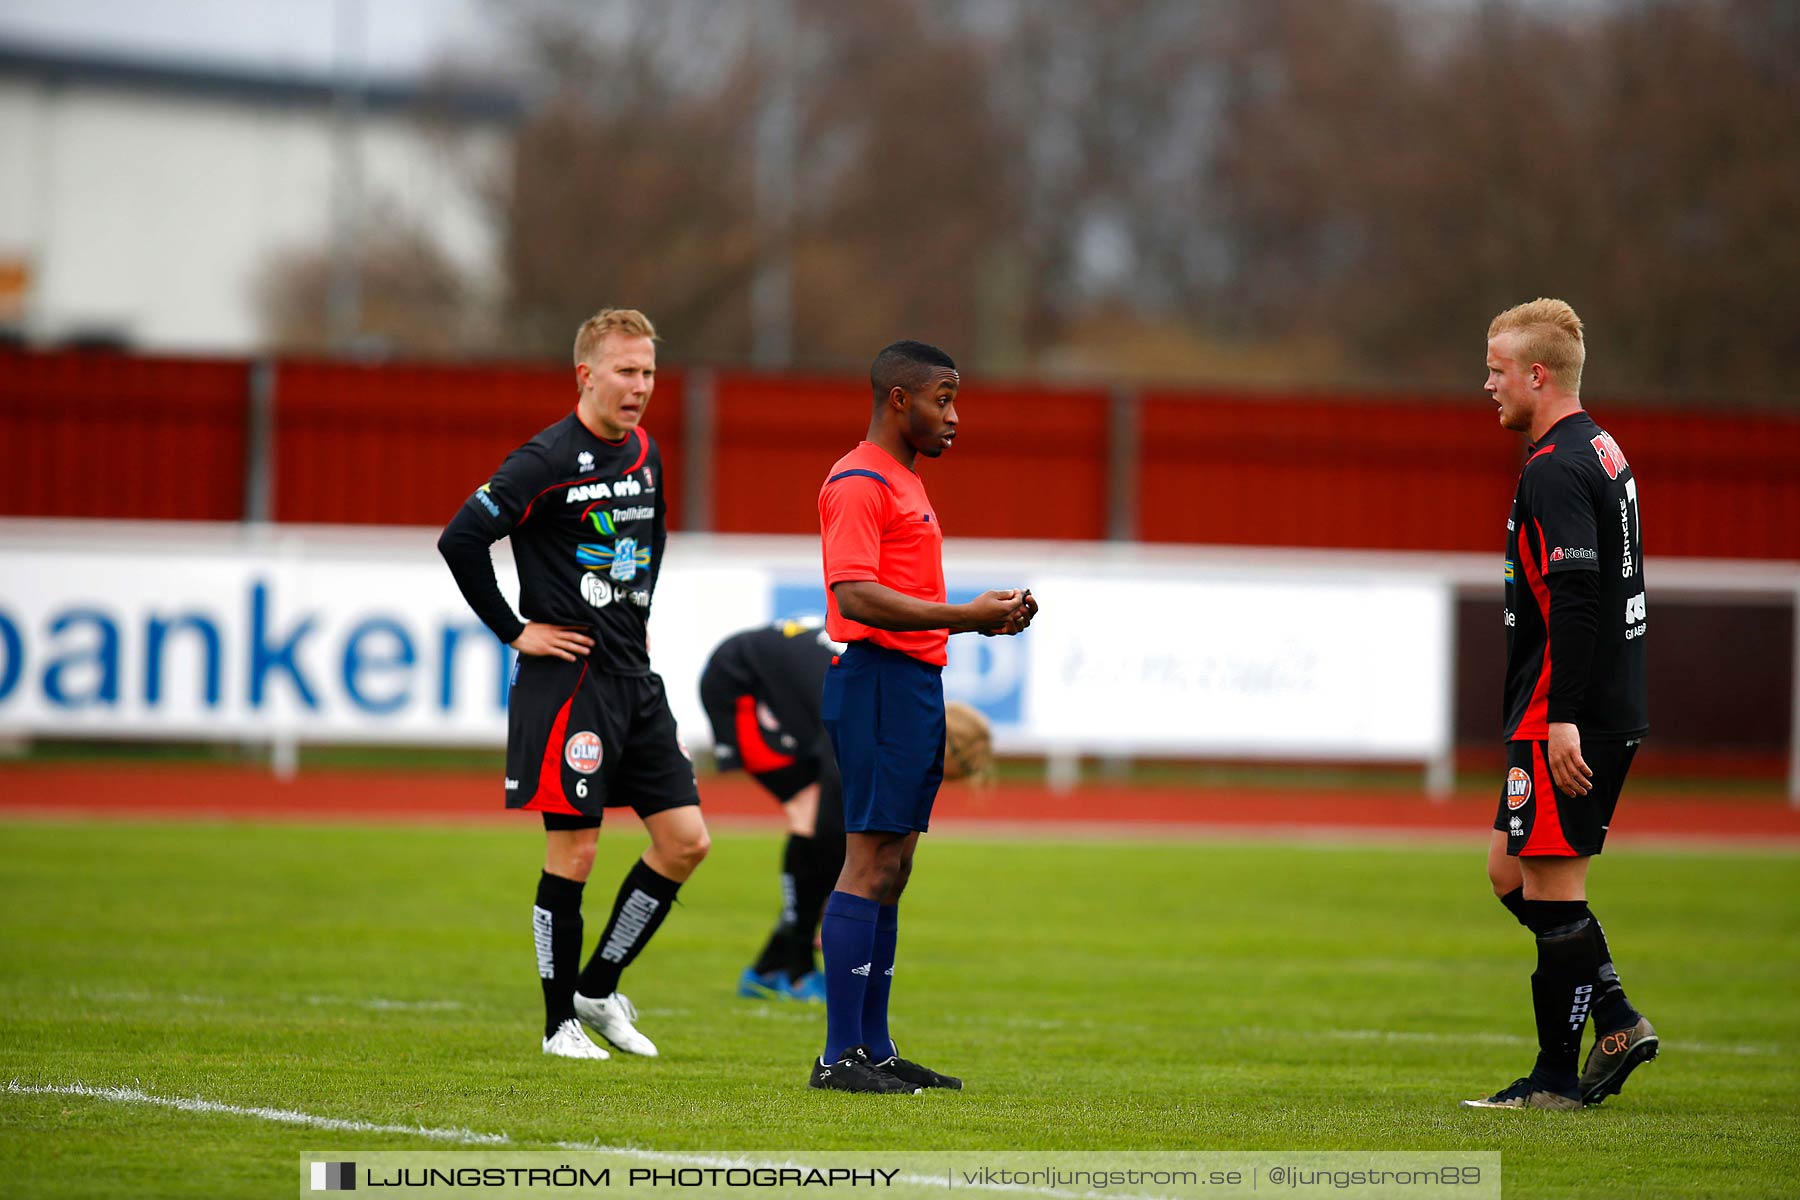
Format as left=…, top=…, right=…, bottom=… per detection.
left=820, top=890, right=880, bottom=1063
left=862, top=904, right=900, bottom=1061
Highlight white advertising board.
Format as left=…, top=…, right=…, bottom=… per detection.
left=0, top=523, right=1453, bottom=764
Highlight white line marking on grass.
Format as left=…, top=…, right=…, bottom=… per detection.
left=80, top=989, right=226, bottom=1007
left=11, top=1082, right=1159, bottom=1199
left=5, top=1081, right=511, bottom=1145
left=304, top=996, right=465, bottom=1012
left=1268, top=1027, right=1780, bottom=1056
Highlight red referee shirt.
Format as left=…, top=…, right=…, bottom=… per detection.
left=818, top=441, right=948, bottom=666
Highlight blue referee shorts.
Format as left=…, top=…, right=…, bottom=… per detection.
left=821, top=640, right=946, bottom=834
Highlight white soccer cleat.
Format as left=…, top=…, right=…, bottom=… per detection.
left=543, top=1017, right=610, bottom=1059
left=574, top=991, right=658, bottom=1057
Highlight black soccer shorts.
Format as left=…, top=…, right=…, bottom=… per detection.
left=505, top=656, right=699, bottom=828
left=1495, top=737, right=1641, bottom=858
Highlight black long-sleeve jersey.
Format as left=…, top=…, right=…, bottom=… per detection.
left=438, top=412, right=666, bottom=677
left=702, top=618, right=842, bottom=740
left=1503, top=411, right=1649, bottom=741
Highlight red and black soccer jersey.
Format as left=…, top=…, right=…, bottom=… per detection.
left=439, top=411, right=666, bottom=676
left=701, top=618, right=841, bottom=756
left=1503, top=411, right=1648, bottom=741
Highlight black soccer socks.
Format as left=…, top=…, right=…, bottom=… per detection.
left=577, top=858, right=682, bottom=1000
left=534, top=871, right=585, bottom=1038
left=752, top=835, right=818, bottom=980
left=1526, top=899, right=1601, bottom=1089
left=1583, top=903, right=1642, bottom=1032
left=1499, top=886, right=1532, bottom=928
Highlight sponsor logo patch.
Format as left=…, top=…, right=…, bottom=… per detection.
left=1552, top=546, right=1597, bottom=563
left=473, top=484, right=500, bottom=517
left=1590, top=431, right=1629, bottom=480
left=1506, top=766, right=1531, bottom=810
left=578, top=450, right=594, bottom=471
left=564, top=731, right=603, bottom=775
left=576, top=539, right=653, bottom=582
left=568, top=477, right=645, bottom=503
left=580, top=573, right=613, bottom=608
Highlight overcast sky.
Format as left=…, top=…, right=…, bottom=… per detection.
left=0, top=0, right=498, bottom=78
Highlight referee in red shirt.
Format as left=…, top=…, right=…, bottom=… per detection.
left=808, top=340, right=1036, bottom=1094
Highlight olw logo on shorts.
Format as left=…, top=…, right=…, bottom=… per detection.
left=1506, top=767, right=1532, bottom=810
left=565, top=731, right=603, bottom=774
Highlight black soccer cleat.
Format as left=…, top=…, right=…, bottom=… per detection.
left=855, top=1044, right=963, bottom=1090
left=1459, top=1074, right=1582, bottom=1110
left=808, top=1048, right=920, bottom=1094
left=1581, top=1016, right=1659, bottom=1106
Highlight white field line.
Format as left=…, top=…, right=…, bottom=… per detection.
left=1298, top=1027, right=1778, bottom=1057
left=5, top=1081, right=510, bottom=1145
left=78, top=990, right=463, bottom=1013
left=69, top=990, right=1784, bottom=1057
left=676, top=1002, right=1785, bottom=1055
left=7, top=1082, right=1164, bottom=1200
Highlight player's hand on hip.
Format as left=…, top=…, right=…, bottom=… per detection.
left=1547, top=722, right=1592, bottom=797
left=512, top=622, right=594, bottom=661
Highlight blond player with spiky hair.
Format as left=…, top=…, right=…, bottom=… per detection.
left=439, top=307, right=710, bottom=1062
left=1462, top=299, right=1657, bottom=1110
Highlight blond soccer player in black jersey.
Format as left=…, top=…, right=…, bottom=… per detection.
left=1462, top=299, right=1657, bottom=1111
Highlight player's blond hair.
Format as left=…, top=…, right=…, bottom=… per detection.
left=1488, top=298, right=1585, bottom=393
left=573, top=308, right=658, bottom=367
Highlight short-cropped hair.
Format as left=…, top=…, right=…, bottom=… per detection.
left=573, top=308, right=658, bottom=367
left=1488, top=298, right=1585, bottom=392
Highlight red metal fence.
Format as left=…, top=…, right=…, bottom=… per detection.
left=4, top=348, right=1798, bottom=557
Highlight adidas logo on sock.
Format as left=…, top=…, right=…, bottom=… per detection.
left=851, top=963, right=871, bottom=976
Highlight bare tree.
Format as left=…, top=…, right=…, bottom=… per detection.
left=474, top=0, right=1800, bottom=398
left=257, top=211, right=477, bottom=358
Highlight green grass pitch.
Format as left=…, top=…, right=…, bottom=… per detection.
left=2, top=818, right=1796, bottom=1198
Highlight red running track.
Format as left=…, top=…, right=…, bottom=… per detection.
left=2, top=764, right=1796, bottom=846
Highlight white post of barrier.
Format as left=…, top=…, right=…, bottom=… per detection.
left=1427, top=580, right=1458, bottom=801
left=1046, top=750, right=1080, bottom=794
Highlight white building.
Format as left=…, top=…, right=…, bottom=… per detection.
left=0, top=43, right=516, bottom=352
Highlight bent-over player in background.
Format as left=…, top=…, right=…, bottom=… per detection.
left=700, top=618, right=846, bottom=1003
left=438, top=308, right=710, bottom=1061
left=1462, top=298, right=1656, bottom=1110
left=702, top=619, right=997, bottom=1006
left=809, top=340, right=1036, bottom=1094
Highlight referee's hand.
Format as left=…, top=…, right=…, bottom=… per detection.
left=512, top=623, right=594, bottom=661
left=1547, top=721, right=1593, bottom=797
